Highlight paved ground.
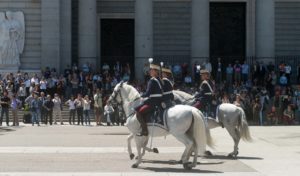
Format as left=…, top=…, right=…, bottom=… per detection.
left=0, top=124, right=299, bottom=176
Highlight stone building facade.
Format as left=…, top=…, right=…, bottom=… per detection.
left=0, top=0, right=299, bottom=81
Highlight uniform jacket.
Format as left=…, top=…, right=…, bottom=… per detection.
left=162, top=78, right=174, bottom=101
left=142, top=77, right=163, bottom=106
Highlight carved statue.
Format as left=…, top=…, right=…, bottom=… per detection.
left=0, top=11, right=25, bottom=66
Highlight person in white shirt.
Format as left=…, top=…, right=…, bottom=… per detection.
left=39, top=77, right=47, bottom=93
left=65, top=96, right=76, bottom=125
left=31, top=74, right=39, bottom=85
left=83, top=95, right=91, bottom=125
left=52, top=93, right=62, bottom=125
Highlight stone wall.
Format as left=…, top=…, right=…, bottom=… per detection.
left=97, top=0, right=134, bottom=14
left=0, top=0, right=41, bottom=70
left=275, top=1, right=300, bottom=56
left=153, top=1, right=191, bottom=64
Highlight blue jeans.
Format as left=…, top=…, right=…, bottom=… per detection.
left=84, top=110, right=90, bottom=125
left=31, top=111, right=40, bottom=125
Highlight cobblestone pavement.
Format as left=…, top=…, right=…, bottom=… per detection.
left=0, top=124, right=299, bottom=176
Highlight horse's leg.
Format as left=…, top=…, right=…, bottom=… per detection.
left=174, top=133, right=194, bottom=170
left=127, top=133, right=135, bottom=160
left=226, top=127, right=240, bottom=158
left=132, top=136, right=148, bottom=168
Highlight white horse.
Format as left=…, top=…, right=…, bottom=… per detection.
left=173, top=90, right=252, bottom=157
left=108, top=82, right=214, bottom=169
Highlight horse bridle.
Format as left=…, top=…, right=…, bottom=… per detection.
left=108, top=83, right=123, bottom=106
left=108, top=82, right=140, bottom=119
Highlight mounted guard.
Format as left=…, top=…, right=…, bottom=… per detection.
left=160, top=63, right=175, bottom=109
left=135, top=58, right=163, bottom=136
left=194, top=69, right=215, bottom=116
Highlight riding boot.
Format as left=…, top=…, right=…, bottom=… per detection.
left=136, top=113, right=148, bottom=136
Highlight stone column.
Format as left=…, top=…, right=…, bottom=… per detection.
left=41, top=0, right=60, bottom=72
left=60, top=0, right=72, bottom=71
left=256, top=0, right=275, bottom=61
left=78, top=0, right=97, bottom=69
left=191, top=0, right=210, bottom=66
left=135, top=0, right=153, bottom=81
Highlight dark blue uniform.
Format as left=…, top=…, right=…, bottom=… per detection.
left=141, top=77, right=163, bottom=108
left=162, top=78, right=174, bottom=106
left=136, top=76, right=163, bottom=136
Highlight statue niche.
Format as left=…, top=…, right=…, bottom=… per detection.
left=0, top=11, right=25, bottom=69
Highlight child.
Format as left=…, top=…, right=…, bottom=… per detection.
left=104, top=103, right=114, bottom=126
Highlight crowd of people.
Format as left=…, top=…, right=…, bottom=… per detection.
left=0, top=59, right=299, bottom=127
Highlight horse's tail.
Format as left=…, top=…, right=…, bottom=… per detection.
left=191, top=109, right=214, bottom=155
left=237, top=107, right=253, bottom=142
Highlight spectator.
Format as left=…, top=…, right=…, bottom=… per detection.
left=52, top=93, right=62, bottom=125
left=285, top=63, right=292, bottom=85
left=40, top=77, right=47, bottom=93
left=233, top=60, right=242, bottom=85
left=75, top=94, right=84, bottom=125
left=18, top=82, right=26, bottom=107
left=252, top=96, right=262, bottom=125
left=216, top=58, right=223, bottom=84
left=0, top=91, right=10, bottom=126
left=279, top=74, right=288, bottom=87
left=83, top=95, right=91, bottom=126
left=272, top=91, right=283, bottom=124
left=226, top=64, right=233, bottom=88
left=30, top=93, right=41, bottom=126
left=65, top=96, right=76, bottom=125
left=283, top=104, right=295, bottom=125
left=43, top=95, right=54, bottom=125
left=11, top=94, right=21, bottom=126
left=71, top=73, right=79, bottom=96
left=241, top=61, right=250, bottom=84
left=233, top=94, right=245, bottom=110
left=184, top=73, right=192, bottom=87
left=94, top=88, right=103, bottom=126
left=39, top=92, right=47, bottom=123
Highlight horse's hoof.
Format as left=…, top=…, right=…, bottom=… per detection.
left=183, top=163, right=192, bottom=170
left=178, top=160, right=183, bottom=164
left=205, top=150, right=213, bottom=156
left=227, top=153, right=237, bottom=159
left=131, top=164, right=138, bottom=168
left=129, top=154, right=135, bottom=160
left=153, top=148, right=159, bottom=154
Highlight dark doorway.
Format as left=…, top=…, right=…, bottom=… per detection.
left=101, top=19, right=134, bottom=73
left=210, top=2, right=246, bottom=67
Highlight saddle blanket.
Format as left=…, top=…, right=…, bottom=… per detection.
left=145, top=109, right=168, bottom=130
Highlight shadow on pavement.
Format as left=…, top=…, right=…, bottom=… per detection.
left=143, top=159, right=224, bottom=166
left=205, top=155, right=263, bottom=160
left=141, top=166, right=223, bottom=173
left=0, top=127, right=16, bottom=132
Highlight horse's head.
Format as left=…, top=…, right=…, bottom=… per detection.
left=108, top=81, right=125, bottom=106
left=108, top=81, right=141, bottom=105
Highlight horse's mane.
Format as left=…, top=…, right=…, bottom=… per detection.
left=173, top=90, right=194, bottom=99
left=122, top=83, right=141, bottom=101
